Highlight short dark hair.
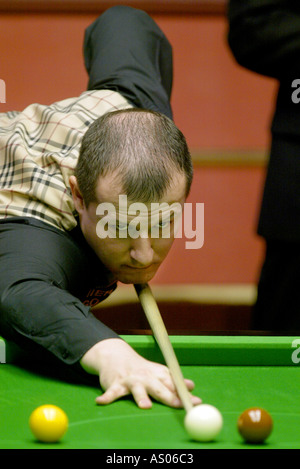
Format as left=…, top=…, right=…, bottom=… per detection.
left=75, top=108, right=193, bottom=206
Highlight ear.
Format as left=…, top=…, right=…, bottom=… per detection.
left=69, top=175, right=85, bottom=214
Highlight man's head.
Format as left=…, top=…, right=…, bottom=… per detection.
left=70, top=109, right=193, bottom=284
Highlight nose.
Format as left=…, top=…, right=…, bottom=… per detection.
left=129, top=237, right=154, bottom=266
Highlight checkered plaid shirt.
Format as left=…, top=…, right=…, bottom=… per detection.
left=0, top=90, right=132, bottom=231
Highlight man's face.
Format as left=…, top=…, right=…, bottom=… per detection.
left=70, top=171, right=187, bottom=284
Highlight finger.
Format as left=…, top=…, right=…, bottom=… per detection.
left=191, top=395, right=202, bottom=406
left=160, top=374, right=196, bottom=394
left=145, top=380, right=183, bottom=408
left=157, top=366, right=196, bottom=391
left=130, top=383, right=153, bottom=409
left=160, top=377, right=201, bottom=407
left=95, top=384, right=128, bottom=405
left=184, top=379, right=196, bottom=391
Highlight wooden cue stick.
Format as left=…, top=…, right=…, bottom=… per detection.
left=134, top=283, right=193, bottom=413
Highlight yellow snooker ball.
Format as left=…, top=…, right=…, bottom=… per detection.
left=29, top=405, right=68, bottom=443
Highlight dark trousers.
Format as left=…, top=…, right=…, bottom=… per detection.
left=84, top=5, right=173, bottom=119
left=254, top=133, right=300, bottom=332
left=252, top=240, right=300, bottom=332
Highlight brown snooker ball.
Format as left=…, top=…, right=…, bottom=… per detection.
left=237, top=407, right=273, bottom=443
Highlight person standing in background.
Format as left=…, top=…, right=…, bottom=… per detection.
left=228, top=0, right=300, bottom=331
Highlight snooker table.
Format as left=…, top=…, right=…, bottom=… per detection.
left=0, top=334, right=300, bottom=450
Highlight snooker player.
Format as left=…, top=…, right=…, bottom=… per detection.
left=0, top=6, right=201, bottom=410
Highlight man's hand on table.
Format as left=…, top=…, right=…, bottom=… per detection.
left=80, top=338, right=202, bottom=409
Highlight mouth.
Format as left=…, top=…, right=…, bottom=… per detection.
left=123, top=264, right=154, bottom=271
left=118, top=263, right=159, bottom=284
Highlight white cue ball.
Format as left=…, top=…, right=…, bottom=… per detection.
left=184, top=404, right=223, bottom=442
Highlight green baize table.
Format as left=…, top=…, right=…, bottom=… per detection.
left=0, top=335, right=299, bottom=450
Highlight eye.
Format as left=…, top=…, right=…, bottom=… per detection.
left=156, top=217, right=174, bottom=229
left=157, top=220, right=170, bottom=229
left=107, top=221, right=128, bottom=231
left=117, top=223, right=128, bottom=231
